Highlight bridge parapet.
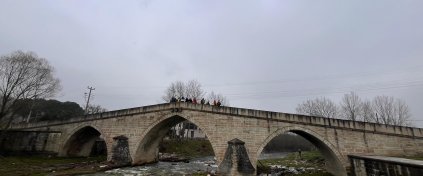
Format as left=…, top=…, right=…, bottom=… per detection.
left=180, top=103, right=423, bottom=138
left=9, top=103, right=423, bottom=138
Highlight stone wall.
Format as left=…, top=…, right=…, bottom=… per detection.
left=0, top=130, right=61, bottom=155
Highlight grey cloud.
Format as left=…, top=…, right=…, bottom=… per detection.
left=1, top=0, right=422, bottom=126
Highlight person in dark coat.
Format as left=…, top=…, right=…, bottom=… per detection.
left=298, top=149, right=302, bottom=159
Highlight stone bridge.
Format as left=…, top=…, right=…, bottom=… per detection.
left=6, top=103, right=423, bottom=175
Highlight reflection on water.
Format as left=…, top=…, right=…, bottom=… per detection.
left=84, top=156, right=217, bottom=176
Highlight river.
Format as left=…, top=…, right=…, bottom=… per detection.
left=83, top=152, right=289, bottom=176
left=258, top=152, right=289, bottom=160
left=84, top=156, right=217, bottom=176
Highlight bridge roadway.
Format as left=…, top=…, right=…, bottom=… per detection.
left=7, top=103, right=423, bottom=175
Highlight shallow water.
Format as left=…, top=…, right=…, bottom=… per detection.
left=84, top=156, right=217, bottom=176
left=84, top=152, right=288, bottom=176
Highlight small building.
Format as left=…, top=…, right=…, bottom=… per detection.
left=171, top=120, right=207, bottom=139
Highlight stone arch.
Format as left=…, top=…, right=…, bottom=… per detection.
left=59, top=124, right=107, bottom=157
left=256, top=126, right=347, bottom=176
left=133, top=113, right=218, bottom=165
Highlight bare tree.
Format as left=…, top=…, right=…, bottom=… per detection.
left=361, top=100, right=374, bottom=122
left=372, top=96, right=410, bottom=126
left=162, top=81, right=186, bottom=102
left=208, top=91, right=229, bottom=106
left=340, top=92, right=362, bottom=121
left=297, top=93, right=411, bottom=126
left=0, top=51, right=61, bottom=129
left=372, top=96, right=394, bottom=125
left=185, top=80, right=205, bottom=100
left=162, top=80, right=229, bottom=106
left=86, top=104, right=107, bottom=114
left=296, top=97, right=338, bottom=118
left=162, top=80, right=209, bottom=102
left=394, top=99, right=410, bottom=126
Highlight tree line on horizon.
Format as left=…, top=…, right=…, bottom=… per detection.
left=296, top=92, right=411, bottom=126
left=11, top=98, right=107, bottom=122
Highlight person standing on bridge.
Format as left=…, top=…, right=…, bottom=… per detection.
left=170, top=96, right=177, bottom=103
left=200, top=98, right=205, bottom=104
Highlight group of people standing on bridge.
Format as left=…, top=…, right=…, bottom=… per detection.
left=169, top=96, right=222, bottom=106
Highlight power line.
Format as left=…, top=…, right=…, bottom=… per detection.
left=225, top=79, right=422, bottom=96
left=226, top=80, right=423, bottom=100
left=202, top=65, right=423, bottom=88
left=81, top=65, right=423, bottom=91
left=82, top=65, right=423, bottom=101
left=90, top=78, right=423, bottom=104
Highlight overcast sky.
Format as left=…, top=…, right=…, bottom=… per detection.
left=1, top=0, right=422, bottom=127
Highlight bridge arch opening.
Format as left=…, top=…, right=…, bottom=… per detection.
left=133, top=115, right=216, bottom=166
left=257, top=127, right=346, bottom=176
left=62, top=126, right=107, bottom=157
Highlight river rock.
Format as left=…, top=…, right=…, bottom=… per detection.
left=288, top=167, right=298, bottom=174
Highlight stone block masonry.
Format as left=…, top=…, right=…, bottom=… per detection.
left=7, top=103, right=423, bottom=176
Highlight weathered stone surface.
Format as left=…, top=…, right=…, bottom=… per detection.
left=110, top=135, right=132, bottom=167
left=218, top=138, right=255, bottom=175
left=0, top=130, right=59, bottom=156
left=7, top=103, right=423, bottom=176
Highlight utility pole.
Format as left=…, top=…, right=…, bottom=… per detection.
left=85, top=86, right=95, bottom=114
left=26, top=96, right=37, bottom=123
